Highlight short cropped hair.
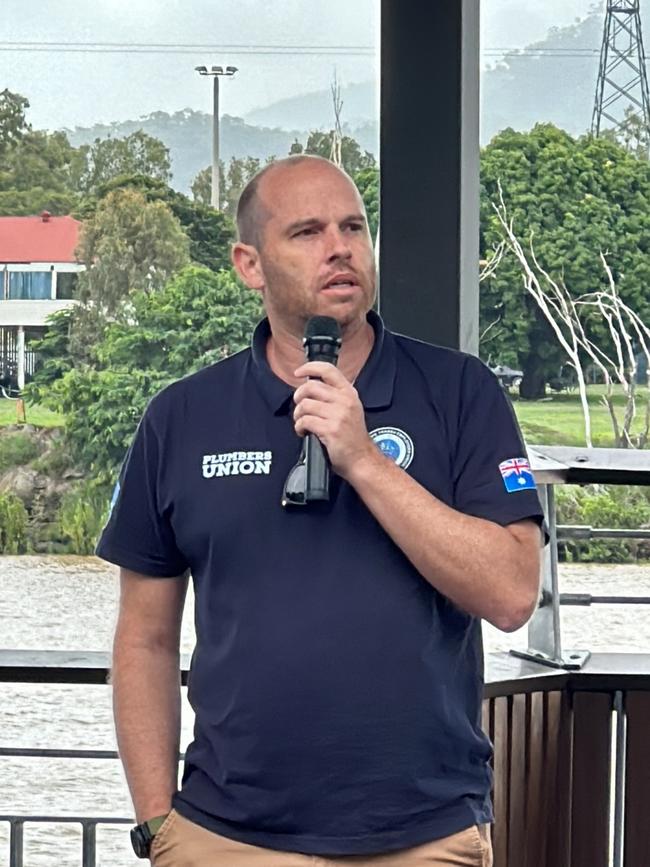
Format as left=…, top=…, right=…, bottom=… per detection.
left=235, top=155, right=337, bottom=250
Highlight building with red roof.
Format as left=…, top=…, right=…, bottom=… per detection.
left=0, top=212, right=84, bottom=390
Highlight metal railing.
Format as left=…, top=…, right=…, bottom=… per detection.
left=521, top=445, right=650, bottom=671
left=1, top=446, right=649, bottom=866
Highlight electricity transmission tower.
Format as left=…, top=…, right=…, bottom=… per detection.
left=591, top=1, right=650, bottom=143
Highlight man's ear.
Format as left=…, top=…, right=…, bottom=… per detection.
left=232, top=242, right=265, bottom=291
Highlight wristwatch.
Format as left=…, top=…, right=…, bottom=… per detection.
left=130, top=814, right=170, bottom=859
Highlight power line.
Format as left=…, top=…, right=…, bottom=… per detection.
left=0, top=40, right=637, bottom=56
left=0, top=40, right=645, bottom=62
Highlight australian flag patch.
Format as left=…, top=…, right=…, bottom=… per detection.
left=499, top=457, right=537, bottom=493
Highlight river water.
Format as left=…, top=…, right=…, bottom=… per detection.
left=0, top=556, right=648, bottom=866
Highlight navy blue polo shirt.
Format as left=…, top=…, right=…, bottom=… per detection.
left=97, top=312, right=544, bottom=856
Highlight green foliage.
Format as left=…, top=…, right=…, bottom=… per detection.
left=291, top=132, right=376, bottom=175
left=24, top=309, right=75, bottom=402
left=71, top=187, right=191, bottom=364
left=0, top=94, right=174, bottom=216
left=0, top=89, right=29, bottom=160
left=91, top=174, right=234, bottom=273
left=0, top=433, right=41, bottom=475
left=57, top=481, right=109, bottom=555
left=79, top=130, right=172, bottom=193
left=0, top=90, right=84, bottom=215
left=604, top=108, right=650, bottom=161
left=556, top=485, right=650, bottom=562
left=49, top=265, right=262, bottom=478
left=0, top=492, right=29, bottom=554
left=191, top=156, right=265, bottom=216
left=353, top=167, right=379, bottom=242
left=0, top=188, right=79, bottom=217
left=480, top=124, right=650, bottom=397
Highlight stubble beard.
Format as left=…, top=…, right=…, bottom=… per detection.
left=262, top=268, right=377, bottom=337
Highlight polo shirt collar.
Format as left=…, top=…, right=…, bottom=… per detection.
left=250, top=310, right=396, bottom=414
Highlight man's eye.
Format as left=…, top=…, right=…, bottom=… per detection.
left=346, top=223, right=363, bottom=232
left=295, top=227, right=318, bottom=237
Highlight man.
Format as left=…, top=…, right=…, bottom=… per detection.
left=98, top=155, right=544, bottom=866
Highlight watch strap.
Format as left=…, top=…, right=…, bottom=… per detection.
left=144, top=814, right=170, bottom=836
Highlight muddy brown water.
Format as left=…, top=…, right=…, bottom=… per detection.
left=1, top=556, right=648, bottom=865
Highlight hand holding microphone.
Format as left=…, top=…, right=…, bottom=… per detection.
left=289, top=316, right=376, bottom=500
left=300, top=316, right=342, bottom=501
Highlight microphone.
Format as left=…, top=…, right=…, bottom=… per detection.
left=302, top=316, right=342, bottom=501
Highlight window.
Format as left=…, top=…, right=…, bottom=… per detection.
left=8, top=271, right=52, bottom=300
left=56, top=272, right=78, bottom=300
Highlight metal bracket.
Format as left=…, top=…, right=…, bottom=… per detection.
left=509, top=484, right=591, bottom=670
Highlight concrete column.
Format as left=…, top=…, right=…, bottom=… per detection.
left=16, top=325, right=25, bottom=391
left=379, top=0, right=481, bottom=354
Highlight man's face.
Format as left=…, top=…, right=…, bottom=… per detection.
left=248, top=161, right=376, bottom=333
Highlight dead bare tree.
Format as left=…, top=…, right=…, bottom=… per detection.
left=479, top=241, right=507, bottom=348
left=330, top=73, right=343, bottom=168
left=492, top=183, right=650, bottom=449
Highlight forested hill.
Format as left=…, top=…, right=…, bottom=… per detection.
left=63, top=9, right=650, bottom=193
left=481, top=12, right=605, bottom=143
left=65, top=111, right=302, bottom=194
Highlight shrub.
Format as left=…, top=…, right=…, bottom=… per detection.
left=57, top=481, right=110, bottom=555
left=0, top=492, right=29, bottom=554
left=556, top=484, right=650, bottom=563
left=31, top=443, right=75, bottom=478
left=0, top=433, right=41, bottom=476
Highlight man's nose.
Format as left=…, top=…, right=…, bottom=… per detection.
left=324, top=227, right=352, bottom=261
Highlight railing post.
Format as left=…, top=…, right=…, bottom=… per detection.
left=512, top=483, right=590, bottom=669
left=82, top=820, right=97, bottom=867
left=612, top=691, right=625, bottom=867
left=9, top=819, right=24, bottom=867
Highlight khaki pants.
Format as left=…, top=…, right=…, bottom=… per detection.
left=151, top=810, right=493, bottom=866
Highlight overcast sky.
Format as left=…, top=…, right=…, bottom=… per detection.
left=1, top=0, right=598, bottom=131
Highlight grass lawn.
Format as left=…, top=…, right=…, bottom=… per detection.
left=0, top=387, right=646, bottom=446
left=0, top=398, right=64, bottom=428
left=513, top=385, right=648, bottom=447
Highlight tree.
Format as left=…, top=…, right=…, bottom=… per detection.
left=0, top=91, right=84, bottom=215
left=23, top=308, right=75, bottom=404
left=79, top=130, right=172, bottom=193
left=0, top=89, right=29, bottom=161
left=95, top=174, right=234, bottom=273
left=494, top=187, right=650, bottom=447
left=353, top=167, right=379, bottom=242
left=191, top=165, right=211, bottom=206
left=615, top=108, right=650, bottom=161
left=480, top=124, right=650, bottom=398
left=191, top=156, right=264, bottom=216
left=48, top=266, right=262, bottom=478
left=290, top=132, right=376, bottom=175
left=71, top=187, right=190, bottom=363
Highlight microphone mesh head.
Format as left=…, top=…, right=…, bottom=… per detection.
left=304, top=316, right=341, bottom=341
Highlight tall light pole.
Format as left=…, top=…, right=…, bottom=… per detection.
left=195, top=65, right=238, bottom=209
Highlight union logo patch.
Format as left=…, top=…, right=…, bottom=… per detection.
left=369, top=427, right=414, bottom=469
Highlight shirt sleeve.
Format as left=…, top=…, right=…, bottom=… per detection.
left=95, top=402, right=188, bottom=578
left=452, top=357, right=546, bottom=533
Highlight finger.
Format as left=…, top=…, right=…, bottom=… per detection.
left=295, top=415, right=329, bottom=439
left=294, top=361, right=348, bottom=385
left=293, top=398, right=331, bottom=421
left=294, top=380, right=337, bottom=404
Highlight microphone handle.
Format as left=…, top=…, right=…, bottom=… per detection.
left=303, top=341, right=339, bottom=502
left=304, top=432, right=329, bottom=501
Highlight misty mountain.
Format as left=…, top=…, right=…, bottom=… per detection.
left=240, top=11, right=648, bottom=144
left=62, top=9, right=649, bottom=194
left=65, top=110, right=306, bottom=193
left=245, top=80, right=377, bottom=131
left=65, top=110, right=378, bottom=195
